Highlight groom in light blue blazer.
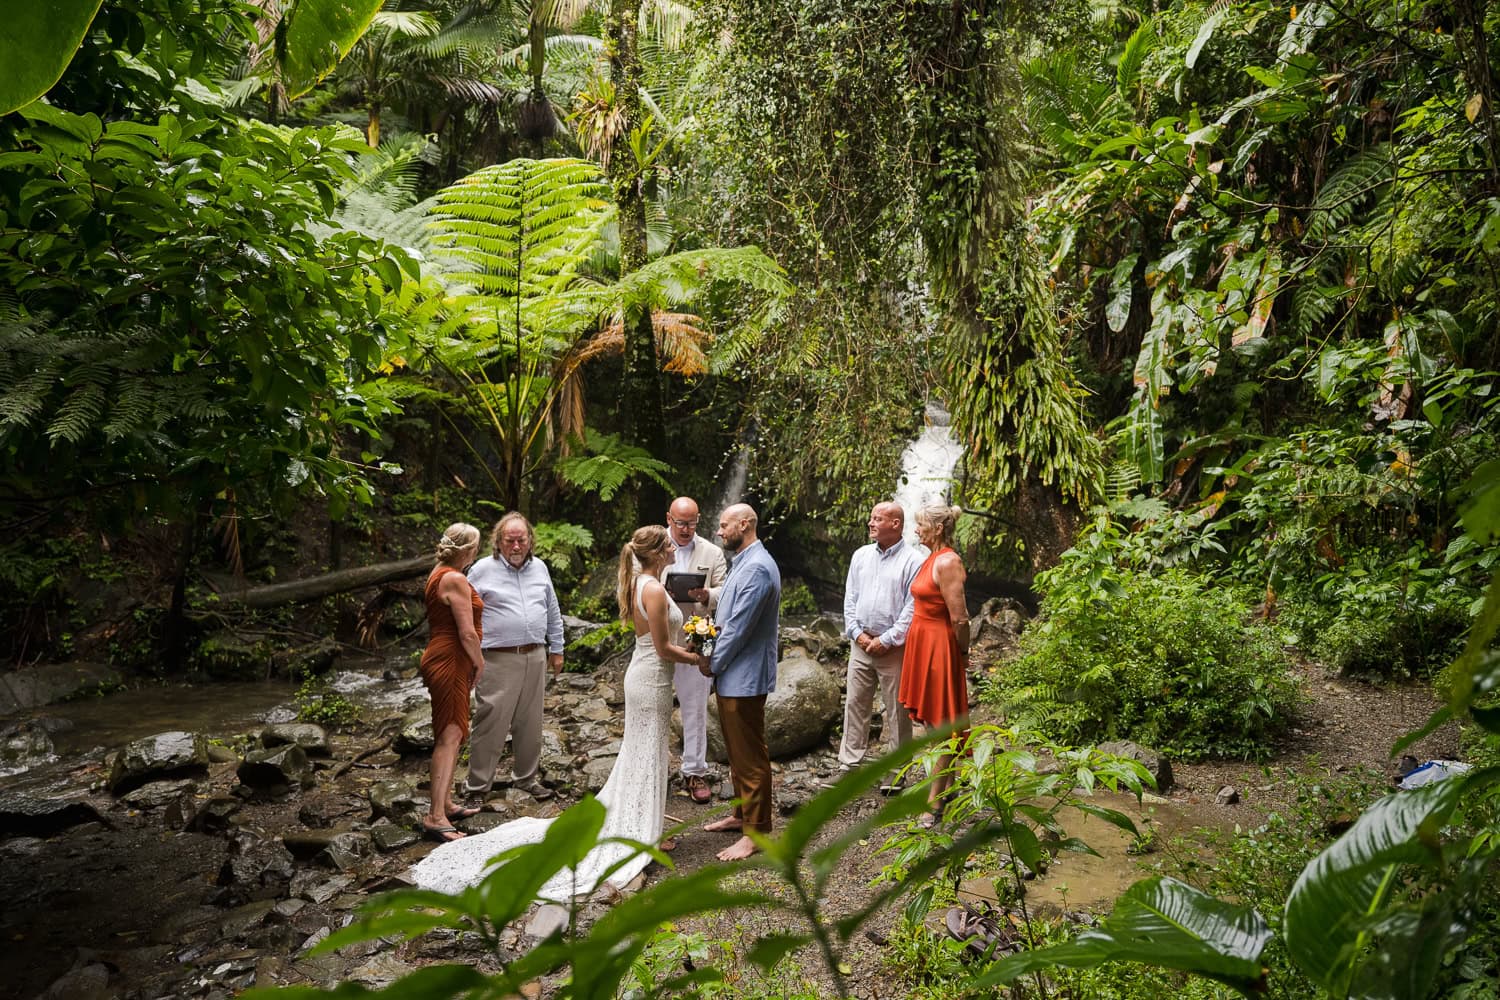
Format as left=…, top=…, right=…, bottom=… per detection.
left=698, top=502, right=780, bottom=861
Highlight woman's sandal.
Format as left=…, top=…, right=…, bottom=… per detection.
left=446, top=805, right=482, bottom=821
left=943, top=902, right=1008, bottom=960
left=422, top=821, right=466, bottom=843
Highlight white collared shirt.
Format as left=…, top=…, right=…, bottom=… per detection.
left=843, top=539, right=922, bottom=647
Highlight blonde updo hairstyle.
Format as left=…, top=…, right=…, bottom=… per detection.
left=435, top=522, right=481, bottom=566
left=617, top=525, right=672, bottom=623
left=915, top=503, right=962, bottom=548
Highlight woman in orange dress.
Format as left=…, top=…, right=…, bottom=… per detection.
left=419, top=523, right=485, bottom=842
left=897, top=503, right=970, bottom=827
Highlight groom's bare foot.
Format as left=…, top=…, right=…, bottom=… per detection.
left=716, top=835, right=758, bottom=861
left=703, top=816, right=743, bottom=833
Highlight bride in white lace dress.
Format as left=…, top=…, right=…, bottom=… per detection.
left=412, top=525, right=702, bottom=900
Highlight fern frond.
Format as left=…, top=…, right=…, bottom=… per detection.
left=1305, top=144, right=1393, bottom=241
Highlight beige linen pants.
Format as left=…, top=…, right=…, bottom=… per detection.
left=837, top=643, right=912, bottom=767
left=462, top=646, right=546, bottom=795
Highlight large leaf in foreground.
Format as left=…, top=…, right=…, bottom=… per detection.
left=971, top=876, right=1270, bottom=996
left=0, top=0, right=105, bottom=114
left=276, top=0, right=387, bottom=97
left=1283, top=772, right=1488, bottom=992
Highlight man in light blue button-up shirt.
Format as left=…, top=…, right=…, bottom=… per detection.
left=461, top=512, right=565, bottom=802
left=835, top=502, right=922, bottom=783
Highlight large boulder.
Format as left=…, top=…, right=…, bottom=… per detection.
left=237, top=744, right=313, bottom=790
left=261, top=723, right=330, bottom=756
left=394, top=708, right=434, bottom=753
left=0, top=719, right=58, bottom=775
left=1096, top=740, right=1174, bottom=792
left=0, top=792, right=106, bottom=837
left=218, top=830, right=296, bottom=903
left=368, top=780, right=422, bottom=825
left=0, top=661, right=120, bottom=713
left=107, top=731, right=210, bottom=794
left=706, top=650, right=841, bottom=761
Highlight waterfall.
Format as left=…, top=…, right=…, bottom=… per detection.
left=710, top=442, right=751, bottom=517
left=893, top=402, right=962, bottom=545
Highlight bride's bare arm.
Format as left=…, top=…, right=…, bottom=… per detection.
left=639, top=579, right=701, bottom=664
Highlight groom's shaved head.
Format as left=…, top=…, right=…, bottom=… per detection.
left=722, top=503, right=757, bottom=528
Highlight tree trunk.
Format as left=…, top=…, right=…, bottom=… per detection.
left=222, top=555, right=433, bottom=610
left=606, top=0, right=666, bottom=472
left=367, top=101, right=381, bottom=147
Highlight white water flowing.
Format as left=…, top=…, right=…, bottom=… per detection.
left=893, top=402, right=963, bottom=545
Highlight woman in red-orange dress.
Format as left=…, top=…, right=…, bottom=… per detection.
left=419, top=523, right=485, bottom=842
left=898, top=503, right=970, bottom=827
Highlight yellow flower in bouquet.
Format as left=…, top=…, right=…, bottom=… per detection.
left=682, top=615, right=719, bottom=652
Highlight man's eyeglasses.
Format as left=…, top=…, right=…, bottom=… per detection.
left=669, top=518, right=699, bottom=528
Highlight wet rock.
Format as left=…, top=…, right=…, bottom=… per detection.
left=0, top=792, right=106, bottom=837
left=525, top=903, right=569, bottom=939
left=395, top=708, right=434, bottom=753
left=0, top=660, right=121, bottom=713
left=368, top=780, right=421, bottom=825
left=219, top=831, right=296, bottom=902
left=237, top=745, right=312, bottom=790
left=348, top=952, right=417, bottom=988
left=295, top=873, right=352, bottom=904
left=1096, top=740, right=1174, bottom=792
left=370, top=823, right=419, bottom=851
left=583, top=756, right=616, bottom=792
left=206, top=744, right=241, bottom=764
left=272, top=638, right=340, bottom=678
left=196, top=632, right=274, bottom=680
left=0, top=719, right=57, bottom=775
left=564, top=674, right=596, bottom=691
left=107, top=731, right=210, bottom=794
left=188, top=795, right=242, bottom=834
left=576, top=699, right=613, bottom=723
left=262, top=723, right=331, bottom=756
left=39, top=961, right=113, bottom=1000
left=777, top=792, right=805, bottom=816
left=598, top=683, right=621, bottom=706
left=298, top=792, right=366, bottom=828
left=464, top=808, right=514, bottom=832
left=1216, top=785, right=1240, bottom=806
left=974, top=597, right=1029, bottom=645
left=706, top=650, right=841, bottom=760
left=220, top=899, right=277, bottom=939
left=282, top=828, right=371, bottom=870
left=588, top=739, right=622, bottom=759
left=271, top=898, right=308, bottom=922
left=122, top=778, right=199, bottom=810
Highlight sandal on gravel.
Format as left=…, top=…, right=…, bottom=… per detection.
left=918, top=812, right=938, bottom=830
left=944, top=902, right=1007, bottom=960
left=446, top=805, right=482, bottom=821
left=422, top=823, right=466, bottom=843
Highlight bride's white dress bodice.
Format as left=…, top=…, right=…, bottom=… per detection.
left=411, top=573, right=679, bottom=900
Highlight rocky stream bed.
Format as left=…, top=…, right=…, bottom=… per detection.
left=0, top=595, right=1459, bottom=1000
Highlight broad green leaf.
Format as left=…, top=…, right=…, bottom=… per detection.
left=745, top=932, right=813, bottom=972
left=1283, top=775, right=1479, bottom=991
left=1105, top=254, right=1137, bottom=333
left=0, top=0, right=105, bottom=115
left=973, top=877, right=1270, bottom=995
left=276, top=0, right=388, bottom=98
left=1185, top=8, right=1227, bottom=69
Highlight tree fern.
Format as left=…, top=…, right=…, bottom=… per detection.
left=428, top=157, right=612, bottom=299
left=1305, top=144, right=1393, bottom=242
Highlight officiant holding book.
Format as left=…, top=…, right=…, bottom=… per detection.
left=664, top=496, right=729, bottom=802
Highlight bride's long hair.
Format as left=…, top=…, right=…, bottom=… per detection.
left=617, top=525, right=671, bottom=623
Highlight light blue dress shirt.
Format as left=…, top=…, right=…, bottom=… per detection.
left=709, top=541, right=781, bottom=697
left=843, top=540, right=922, bottom=647
left=466, top=554, right=564, bottom=653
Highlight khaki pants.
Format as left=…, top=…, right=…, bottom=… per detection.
left=463, top=647, right=546, bottom=795
left=717, top=693, right=773, bottom=834
left=837, top=643, right=912, bottom=768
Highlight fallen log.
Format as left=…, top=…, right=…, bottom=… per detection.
left=221, top=555, right=433, bottom=610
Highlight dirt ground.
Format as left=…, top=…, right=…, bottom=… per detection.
left=649, top=657, right=1459, bottom=998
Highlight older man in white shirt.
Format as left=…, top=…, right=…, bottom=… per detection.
left=834, top=502, right=922, bottom=790
left=662, top=496, right=729, bottom=803
left=462, top=511, right=565, bottom=802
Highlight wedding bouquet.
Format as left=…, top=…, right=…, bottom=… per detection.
left=682, top=615, right=719, bottom=654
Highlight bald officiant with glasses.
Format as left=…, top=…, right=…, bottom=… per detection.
left=663, top=496, right=729, bottom=803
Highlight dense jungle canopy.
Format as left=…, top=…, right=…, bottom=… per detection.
left=4, top=0, right=1500, bottom=997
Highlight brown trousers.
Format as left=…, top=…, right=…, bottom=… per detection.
left=717, top=693, right=773, bottom=834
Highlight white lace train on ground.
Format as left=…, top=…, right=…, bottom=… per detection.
left=410, top=576, right=678, bottom=901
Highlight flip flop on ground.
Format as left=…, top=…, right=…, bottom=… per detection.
left=422, top=822, right=466, bottom=843
left=943, top=902, right=1014, bottom=961
left=446, top=806, right=482, bottom=820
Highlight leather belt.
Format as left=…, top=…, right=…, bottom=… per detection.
left=488, top=643, right=542, bottom=654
